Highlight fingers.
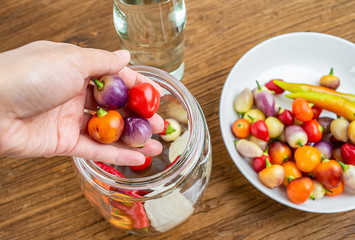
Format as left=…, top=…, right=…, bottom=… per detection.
left=79, top=49, right=130, bottom=79
left=84, top=84, right=99, bottom=111
left=147, top=114, right=164, bottom=134
left=68, top=135, right=146, bottom=166
left=118, top=67, right=163, bottom=94
left=112, top=138, right=163, bottom=157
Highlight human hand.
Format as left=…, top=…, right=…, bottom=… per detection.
left=0, top=41, right=164, bottom=165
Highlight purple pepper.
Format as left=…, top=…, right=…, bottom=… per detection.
left=121, top=117, right=152, bottom=147
left=285, top=125, right=308, bottom=148
left=93, top=75, right=128, bottom=110
left=313, top=141, right=333, bottom=159
left=255, top=91, right=275, bottom=117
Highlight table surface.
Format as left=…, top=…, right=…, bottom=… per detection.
left=1, top=0, right=355, bottom=239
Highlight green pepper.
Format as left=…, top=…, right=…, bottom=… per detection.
left=274, top=80, right=355, bottom=102
left=285, top=92, right=355, bottom=121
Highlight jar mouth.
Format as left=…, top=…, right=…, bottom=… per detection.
left=74, top=65, right=205, bottom=190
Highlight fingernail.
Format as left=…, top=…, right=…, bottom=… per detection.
left=114, top=50, right=130, bottom=59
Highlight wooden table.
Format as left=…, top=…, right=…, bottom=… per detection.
left=1, top=0, right=355, bottom=239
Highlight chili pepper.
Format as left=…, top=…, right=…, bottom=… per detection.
left=294, top=146, right=321, bottom=173
left=94, top=161, right=125, bottom=178
left=292, top=98, right=313, bottom=122
left=88, top=108, right=124, bottom=143
left=274, top=80, right=355, bottom=102
left=325, top=181, right=344, bottom=197
left=249, top=135, right=268, bottom=151
left=312, top=106, right=323, bottom=119
left=319, top=68, right=340, bottom=90
left=243, top=109, right=265, bottom=123
left=282, top=161, right=302, bottom=186
left=165, top=155, right=180, bottom=170
left=234, top=88, right=254, bottom=113
left=252, top=80, right=274, bottom=98
left=111, top=192, right=150, bottom=229
left=287, top=177, right=314, bottom=204
left=285, top=92, right=355, bottom=121
left=302, top=119, right=323, bottom=143
left=235, top=139, right=263, bottom=158
left=248, top=115, right=269, bottom=141
left=341, top=143, right=355, bottom=165
left=311, top=180, right=329, bottom=200
left=110, top=208, right=134, bottom=230
left=265, top=116, right=284, bottom=139
left=259, top=158, right=285, bottom=188
left=160, top=118, right=181, bottom=142
left=265, top=79, right=285, bottom=94
left=254, top=83, right=275, bottom=117
left=269, top=141, right=292, bottom=165
left=129, top=156, right=152, bottom=171
left=231, top=118, right=250, bottom=139
left=277, top=108, right=294, bottom=126
left=348, top=120, right=355, bottom=144
left=127, top=82, right=160, bottom=118
left=314, top=159, right=343, bottom=189
left=252, top=148, right=270, bottom=172
left=330, top=118, right=349, bottom=142
left=338, top=161, right=355, bottom=192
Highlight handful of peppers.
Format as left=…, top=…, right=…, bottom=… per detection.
left=232, top=70, right=355, bottom=205
left=274, top=80, right=355, bottom=164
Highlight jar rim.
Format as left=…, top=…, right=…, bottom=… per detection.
left=73, top=65, right=206, bottom=191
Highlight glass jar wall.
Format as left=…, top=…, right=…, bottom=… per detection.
left=73, top=66, right=212, bottom=235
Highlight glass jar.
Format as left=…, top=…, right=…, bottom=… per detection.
left=73, top=66, right=212, bottom=235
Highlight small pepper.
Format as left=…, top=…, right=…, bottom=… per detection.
left=235, top=139, right=263, bottom=158
left=319, top=68, right=340, bottom=90
left=248, top=115, right=270, bottom=141
left=252, top=147, right=270, bottom=172
left=111, top=200, right=149, bottom=230
left=285, top=92, right=355, bottom=121
left=94, top=161, right=125, bottom=178
left=274, top=80, right=355, bottom=102
left=341, top=143, right=355, bottom=165
left=259, top=158, right=285, bottom=188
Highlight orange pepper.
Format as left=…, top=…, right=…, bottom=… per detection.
left=325, top=181, right=344, bottom=197
left=282, top=161, right=302, bottom=186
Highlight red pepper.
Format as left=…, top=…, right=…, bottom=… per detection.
left=159, top=120, right=176, bottom=135
left=341, top=143, right=355, bottom=165
left=277, top=108, right=294, bottom=126
left=127, top=83, right=160, bottom=118
left=312, top=106, right=323, bottom=119
left=165, top=155, right=180, bottom=170
left=129, top=156, right=152, bottom=171
left=94, top=161, right=125, bottom=178
left=265, top=79, right=285, bottom=94
left=253, top=148, right=271, bottom=172
left=302, top=120, right=323, bottom=143
left=248, top=116, right=269, bottom=141
left=111, top=192, right=150, bottom=229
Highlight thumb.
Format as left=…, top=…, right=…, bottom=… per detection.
left=80, top=48, right=130, bottom=78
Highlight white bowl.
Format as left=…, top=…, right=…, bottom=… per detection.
left=219, top=32, right=355, bottom=213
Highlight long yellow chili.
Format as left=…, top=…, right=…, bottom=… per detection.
left=274, top=80, right=355, bottom=102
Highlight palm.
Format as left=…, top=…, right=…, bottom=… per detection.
left=5, top=89, right=86, bottom=158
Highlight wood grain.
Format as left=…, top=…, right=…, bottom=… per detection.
left=1, top=0, right=355, bottom=239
